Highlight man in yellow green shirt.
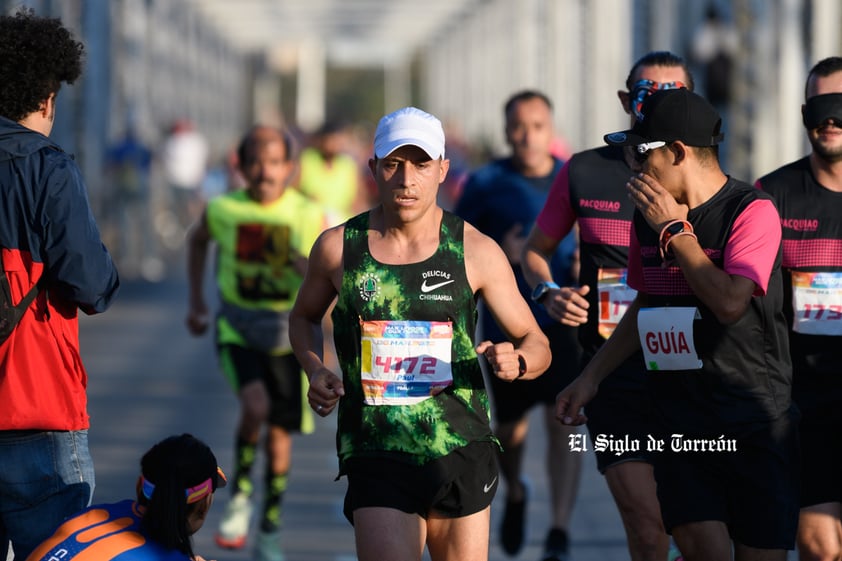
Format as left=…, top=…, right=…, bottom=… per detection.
left=186, top=125, right=326, bottom=561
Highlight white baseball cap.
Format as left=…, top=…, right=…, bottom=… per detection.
left=373, top=106, right=445, bottom=160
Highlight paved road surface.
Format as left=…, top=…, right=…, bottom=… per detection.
left=73, top=268, right=796, bottom=561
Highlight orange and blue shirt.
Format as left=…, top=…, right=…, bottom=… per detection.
left=26, top=500, right=190, bottom=561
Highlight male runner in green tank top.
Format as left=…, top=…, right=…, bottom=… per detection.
left=290, top=107, right=552, bottom=561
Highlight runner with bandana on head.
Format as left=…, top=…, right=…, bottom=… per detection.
left=27, top=434, right=226, bottom=561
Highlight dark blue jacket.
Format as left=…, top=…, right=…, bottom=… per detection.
left=0, top=115, right=119, bottom=430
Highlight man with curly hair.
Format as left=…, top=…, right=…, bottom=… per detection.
left=0, top=9, right=120, bottom=560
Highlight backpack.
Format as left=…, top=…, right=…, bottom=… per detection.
left=0, top=256, right=44, bottom=343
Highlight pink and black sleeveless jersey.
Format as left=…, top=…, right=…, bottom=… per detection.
left=756, top=157, right=842, bottom=419
left=536, top=146, right=634, bottom=355
left=628, top=178, right=792, bottom=433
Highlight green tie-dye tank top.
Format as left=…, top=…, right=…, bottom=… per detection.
left=332, top=210, right=497, bottom=470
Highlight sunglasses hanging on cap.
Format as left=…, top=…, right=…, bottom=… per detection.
left=632, top=141, right=667, bottom=164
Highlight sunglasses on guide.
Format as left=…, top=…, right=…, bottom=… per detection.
left=629, top=79, right=687, bottom=121
left=632, top=141, right=667, bottom=164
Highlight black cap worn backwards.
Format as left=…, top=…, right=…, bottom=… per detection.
left=604, top=89, right=724, bottom=148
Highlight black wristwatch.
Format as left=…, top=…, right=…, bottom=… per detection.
left=660, top=220, right=693, bottom=247
left=664, top=220, right=688, bottom=238
left=531, top=281, right=560, bottom=303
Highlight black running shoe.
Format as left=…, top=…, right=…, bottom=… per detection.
left=499, top=490, right=527, bottom=555
left=541, top=527, right=569, bottom=561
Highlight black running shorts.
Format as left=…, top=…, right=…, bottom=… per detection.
left=486, top=323, right=581, bottom=423
left=218, top=344, right=306, bottom=431
left=799, top=418, right=842, bottom=507
left=584, top=356, right=655, bottom=473
left=342, top=440, right=499, bottom=524
left=653, top=411, right=800, bottom=549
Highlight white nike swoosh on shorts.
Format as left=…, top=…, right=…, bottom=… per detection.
left=483, top=476, right=498, bottom=493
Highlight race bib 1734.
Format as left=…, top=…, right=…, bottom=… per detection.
left=791, top=271, right=842, bottom=335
